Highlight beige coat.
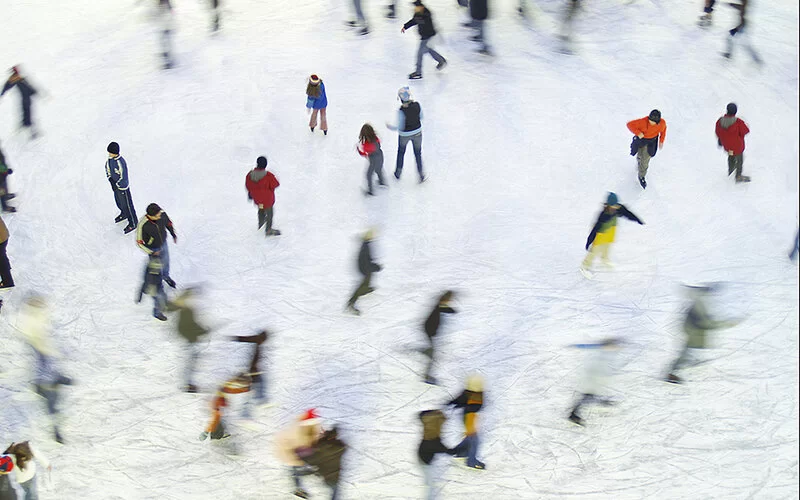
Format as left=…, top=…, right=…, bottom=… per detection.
left=274, top=422, right=321, bottom=466
left=0, top=215, right=8, bottom=244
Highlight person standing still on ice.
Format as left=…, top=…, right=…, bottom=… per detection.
left=387, top=87, right=425, bottom=182
left=715, top=102, right=750, bottom=183
left=0, top=67, right=39, bottom=139
left=581, top=192, right=643, bottom=277
left=0, top=215, right=13, bottom=289
left=402, top=1, right=447, bottom=80
left=346, top=229, right=382, bottom=315
left=136, top=203, right=178, bottom=290
left=627, top=109, right=666, bottom=189
left=105, top=142, right=138, bottom=234
left=421, top=290, right=456, bottom=385
left=357, top=123, right=386, bottom=196
left=245, top=156, right=281, bottom=236
left=306, top=74, right=329, bottom=135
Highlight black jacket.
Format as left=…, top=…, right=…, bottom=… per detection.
left=424, top=302, right=456, bottom=338
left=404, top=8, right=437, bottom=39
left=630, top=135, right=658, bottom=158
left=400, top=102, right=422, bottom=133
left=470, top=0, right=488, bottom=20
left=1, top=78, right=37, bottom=104
left=304, top=432, right=346, bottom=487
left=357, top=240, right=381, bottom=275
left=585, top=204, right=643, bottom=249
left=136, top=213, right=177, bottom=254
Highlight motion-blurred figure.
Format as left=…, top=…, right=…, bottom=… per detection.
left=0, top=143, right=17, bottom=213
left=581, top=192, right=644, bottom=278
left=698, top=0, right=715, bottom=27
left=230, top=330, right=270, bottom=414
left=567, top=338, right=620, bottom=426
left=627, top=109, right=667, bottom=189
left=665, top=285, right=740, bottom=384
left=17, top=296, right=73, bottom=443
left=0, top=67, right=39, bottom=139
left=469, top=0, right=492, bottom=56
left=303, top=426, right=347, bottom=500
left=210, top=0, right=221, bottom=32
left=421, top=291, right=457, bottom=385
left=448, top=374, right=486, bottom=469
left=136, top=203, right=178, bottom=289
left=0, top=215, right=14, bottom=289
left=165, top=288, right=209, bottom=392
left=715, top=103, right=751, bottom=183
left=722, top=0, right=762, bottom=64
left=105, top=142, right=138, bottom=234
left=402, top=1, right=447, bottom=80
left=3, top=441, right=51, bottom=500
left=346, top=0, right=370, bottom=35
left=417, top=409, right=455, bottom=500
left=387, top=0, right=398, bottom=19
left=275, top=410, right=323, bottom=499
left=137, top=253, right=168, bottom=321
left=346, top=229, right=382, bottom=315
left=0, top=455, right=15, bottom=500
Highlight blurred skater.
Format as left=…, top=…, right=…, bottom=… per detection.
left=105, top=142, right=138, bottom=234
left=138, top=254, right=168, bottom=321
left=665, top=285, right=740, bottom=384
left=560, top=0, right=581, bottom=44
left=3, top=441, right=50, bottom=500
left=448, top=374, right=486, bottom=469
left=306, top=75, right=328, bottom=135
left=245, top=156, right=281, bottom=236
left=210, top=0, right=221, bottom=32
left=136, top=203, right=178, bottom=289
left=386, top=0, right=398, bottom=19
left=0, top=143, right=17, bottom=213
left=722, top=0, right=762, bottom=64
left=567, top=338, right=620, bottom=426
left=469, top=0, right=492, bottom=55
left=0, top=215, right=14, bottom=289
left=165, top=288, right=210, bottom=393
left=627, top=110, right=666, bottom=189
left=17, top=296, right=73, bottom=443
left=418, top=410, right=456, bottom=499
left=304, top=427, right=347, bottom=500
left=698, top=0, right=715, bottom=26
left=715, top=103, right=751, bottom=183
left=357, top=123, right=386, bottom=196
left=157, top=0, right=175, bottom=69
left=275, top=410, right=323, bottom=499
left=0, top=455, right=16, bottom=500
left=230, top=330, right=270, bottom=415
left=346, top=0, right=370, bottom=35
left=346, top=229, right=382, bottom=315
left=402, top=1, right=447, bottom=80
left=581, top=192, right=644, bottom=277
left=0, top=67, right=39, bottom=139
left=421, top=291, right=457, bottom=385
left=387, top=87, right=425, bottom=182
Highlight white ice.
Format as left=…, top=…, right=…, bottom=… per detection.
left=0, top=0, right=797, bottom=498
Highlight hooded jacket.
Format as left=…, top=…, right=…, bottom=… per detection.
left=715, top=115, right=749, bottom=155
left=303, top=431, right=346, bottom=487
left=245, top=168, right=280, bottom=208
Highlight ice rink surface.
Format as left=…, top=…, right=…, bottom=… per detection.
left=0, top=0, right=797, bottom=498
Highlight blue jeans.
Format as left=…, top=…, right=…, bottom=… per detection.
left=422, top=463, right=438, bottom=500
left=416, top=38, right=446, bottom=74
left=454, top=434, right=480, bottom=467
left=114, top=188, right=137, bottom=228
left=21, top=475, right=39, bottom=500
left=396, top=132, right=424, bottom=180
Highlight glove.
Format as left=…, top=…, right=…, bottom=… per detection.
left=6, top=168, right=11, bottom=175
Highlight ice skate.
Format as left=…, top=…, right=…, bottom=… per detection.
left=465, top=460, right=486, bottom=470
left=424, top=375, right=438, bottom=385
left=638, top=176, right=647, bottom=189
left=665, top=373, right=682, bottom=384
left=184, top=384, right=199, bottom=393
left=579, top=266, right=594, bottom=279
left=436, top=60, right=447, bottom=71
left=154, top=312, right=167, bottom=321
left=123, top=225, right=136, bottom=234
left=2, top=207, right=16, bottom=213
left=408, top=72, right=423, bottom=80
left=568, top=413, right=584, bottom=426
left=346, top=304, right=361, bottom=315
left=293, top=489, right=310, bottom=499
left=114, top=214, right=126, bottom=223
left=698, top=13, right=712, bottom=27
left=164, top=277, right=177, bottom=288
left=358, top=26, right=370, bottom=36
left=266, top=229, right=281, bottom=236
left=477, top=48, right=493, bottom=56
left=735, top=175, right=751, bottom=183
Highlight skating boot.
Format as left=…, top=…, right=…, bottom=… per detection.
left=638, top=176, right=647, bottom=189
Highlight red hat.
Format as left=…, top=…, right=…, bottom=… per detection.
left=0, top=455, right=13, bottom=473
left=300, top=408, right=320, bottom=426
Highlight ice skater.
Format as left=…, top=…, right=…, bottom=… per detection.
left=136, top=203, right=178, bottom=289
left=567, top=338, right=621, bottom=426
left=357, top=123, right=386, bottom=196
left=627, top=110, right=666, bottom=189
left=138, top=253, right=168, bottom=321
left=665, top=285, right=741, bottom=384
left=275, top=410, right=324, bottom=499
left=468, top=0, right=492, bottom=55
left=402, top=1, right=447, bottom=80
left=0, top=455, right=15, bottom=500
left=245, top=156, right=281, bottom=236
left=3, top=441, right=50, bottom=500
left=448, top=374, right=486, bottom=469
left=230, top=330, right=270, bottom=415
left=722, top=0, right=762, bottom=64
left=581, top=192, right=644, bottom=277
left=0, top=67, right=39, bottom=139
left=105, top=142, right=138, bottom=234
left=421, top=290, right=457, bottom=385
left=165, top=288, right=210, bottom=393
left=418, top=409, right=456, bottom=499
left=0, top=144, right=17, bottom=213
left=715, top=102, right=751, bottom=183
left=0, top=215, right=14, bottom=289
left=303, top=427, right=347, bottom=500
left=306, top=75, right=329, bottom=135
left=387, top=87, right=425, bottom=182
left=346, top=0, right=370, bottom=35
left=346, top=229, right=382, bottom=315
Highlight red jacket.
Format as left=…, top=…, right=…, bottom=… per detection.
left=715, top=116, right=749, bottom=155
left=245, top=169, right=280, bottom=207
left=357, top=138, right=380, bottom=157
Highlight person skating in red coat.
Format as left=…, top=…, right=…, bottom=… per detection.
left=245, top=156, right=281, bottom=236
left=715, top=102, right=751, bottom=183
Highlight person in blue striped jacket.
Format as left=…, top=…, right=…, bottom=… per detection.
left=105, top=142, right=138, bottom=234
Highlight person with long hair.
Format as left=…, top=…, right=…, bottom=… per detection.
left=3, top=442, right=50, bottom=500
left=357, top=124, right=386, bottom=196
left=305, top=75, right=328, bottom=135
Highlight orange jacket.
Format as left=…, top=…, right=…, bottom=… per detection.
left=627, top=117, right=667, bottom=145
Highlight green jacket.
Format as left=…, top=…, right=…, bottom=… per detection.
left=683, top=299, right=727, bottom=349
left=166, top=295, right=209, bottom=343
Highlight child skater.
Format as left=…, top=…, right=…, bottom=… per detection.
left=581, top=192, right=644, bottom=278
left=357, top=124, right=386, bottom=196
left=448, top=374, right=485, bottom=470
left=418, top=409, right=456, bottom=499
left=567, top=338, right=621, bottom=426
left=306, top=75, right=328, bottom=135
left=3, top=441, right=50, bottom=500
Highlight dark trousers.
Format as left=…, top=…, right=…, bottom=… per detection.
left=396, top=132, right=424, bottom=180
left=453, top=434, right=480, bottom=467
left=21, top=99, right=33, bottom=127
left=0, top=176, right=12, bottom=211
left=258, top=206, right=274, bottom=232
left=366, top=150, right=386, bottom=193
left=727, top=154, right=744, bottom=177
left=0, top=240, right=13, bottom=287
left=422, top=335, right=435, bottom=380
left=791, top=230, right=799, bottom=261
left=347, top=272, right=372, bottom=306
left=113, top=188, right=137, bottom=227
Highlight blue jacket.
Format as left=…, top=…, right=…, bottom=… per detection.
left=306, top=82, right=328, bottom=110
left=105, top=156, right=130, bottom=190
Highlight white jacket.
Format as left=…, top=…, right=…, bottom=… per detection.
left=16, top=303, right=57, bottom=357
left=577, top=347, right=618, bottom=396
left=11, top=443, right=49, bottom=484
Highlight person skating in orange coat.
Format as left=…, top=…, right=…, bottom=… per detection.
left=627, top=110, right=666, bottom=189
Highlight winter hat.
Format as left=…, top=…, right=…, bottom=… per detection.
left=648, top=109, right=661, bottom=124
left=300, top=408, right=321, bottom=426
left=309, top=74, right=321, bottom=84
left=256, top=156, right=268, bottom=169
left=0, top=455, right=13, bottom=473
left=397, top=86, right=411, bottom=102
left=107, top=142, right=120, bottom=155
left=726, top=102, right=737, bottom=116
left=412, top=0, right=423, bottom=6
left=466, top=374, right=484, bottom=392
left=146, top=203, right=162, bottom=217
left=363, top=228, right=376, bottom=241
left=606, top=192, right=619, bottom=206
